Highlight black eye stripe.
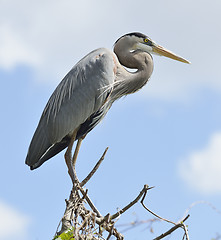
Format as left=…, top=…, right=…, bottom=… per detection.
left=144, top=38, right=153, bottom=46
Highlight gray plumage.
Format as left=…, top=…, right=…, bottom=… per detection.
left=26, top=32, right=189, bottom=170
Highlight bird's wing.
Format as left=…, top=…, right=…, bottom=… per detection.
left=26, top=48, right=116, bottom=168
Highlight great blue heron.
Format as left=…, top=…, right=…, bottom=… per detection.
left=26, top=32, right=189, bottom=180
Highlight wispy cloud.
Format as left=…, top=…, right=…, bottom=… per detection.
left=0, top=200, right=31, bottom=240
left=178, top=132, right=221, bottom=194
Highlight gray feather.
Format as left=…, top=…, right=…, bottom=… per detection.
left=26, top=48, right=116, bottom=169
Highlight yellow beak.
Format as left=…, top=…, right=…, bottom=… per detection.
left=153, top=44, right=190, bottom=64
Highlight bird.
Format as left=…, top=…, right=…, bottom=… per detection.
left=25, top=32, right=190, bottom=177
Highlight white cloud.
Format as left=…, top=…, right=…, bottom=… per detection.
left=0, top=200, right=31, bottom=240
left=0, top=24, right=40, bottom=70
left=0, top=0, right=221, bottom=100
left=178, top=132, right=221, bottom=194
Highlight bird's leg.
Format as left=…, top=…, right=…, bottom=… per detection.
left=72, top=137, right=84, bottom=168
left=64, top=130, right=78, bottom=184
left=65, top=134, right=102, bottom=217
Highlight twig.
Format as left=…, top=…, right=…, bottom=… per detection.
left=73, top=177, right=102, bottom=217
left=110, top=184, right=153, bottom=220
left=141, top=190, right=176, bottom=225
left=77, top=212, right=91, bottom=232
left=182, top=221, right=189, bottom=240
left=106, top=223, right=115, bottom=240
left=81, top=147, right=109, bottom=187
left=153, top=215, right=190, bottom=240
left=77, top=147, right=110, bottom=216
left=78, top=186, right=102, bottom=217
left=141, top=189, right=190, bottom=240
left=97, top=220, right=124, bottom=240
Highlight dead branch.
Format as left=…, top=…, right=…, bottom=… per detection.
left=153, top=215, right=190, bottom=240
left=81, top=147, right=109, bottom=187
left=55, top=143, right=192, bottom=240
left=141, top=190, right=176, bottom=225
left=110, top=184, right=153, bottom=220
left=141, top=190, right=190, bottom=240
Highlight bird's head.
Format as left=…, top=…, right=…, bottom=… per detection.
left=114, top=32, right=190, bottom=64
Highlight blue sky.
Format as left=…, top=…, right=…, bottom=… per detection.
left=1, top=0, right=221, bottom=239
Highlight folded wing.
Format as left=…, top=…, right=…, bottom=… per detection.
left=25, top=48, right=116, bottom=169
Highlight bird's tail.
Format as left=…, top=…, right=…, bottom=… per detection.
left=25, top=122, right=52, bottom=170
left=25, top=123, right=71, bottom=170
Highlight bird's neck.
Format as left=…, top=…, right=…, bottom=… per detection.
left=112, top=46, right=153, bottom=99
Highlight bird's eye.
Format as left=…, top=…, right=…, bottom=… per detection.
left=144, top=39, right=149, bottom=43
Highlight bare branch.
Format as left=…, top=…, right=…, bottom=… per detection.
left=78, top=186, right=102, bottom=217
left=182, top=221, right=190, bottom=240
left=97, top=220, right=124, bottom=240
left=141, top=190, right=176, bottom=225
left=153, top=215, right=190, bottom=240
left=141, top=189, right=190, bottom=240
left=111, top=185, right=153, bottom=220
left=106, top=224, right=115, bottom=240
left=81, top=147, right=109, bottom=187
left=58, top=135, right=192, bottom=240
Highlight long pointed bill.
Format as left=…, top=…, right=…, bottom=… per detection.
left=153, top=44, right=190, bottom=64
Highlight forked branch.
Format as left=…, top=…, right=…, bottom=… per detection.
left=56, top=141, right=191, bottom=240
